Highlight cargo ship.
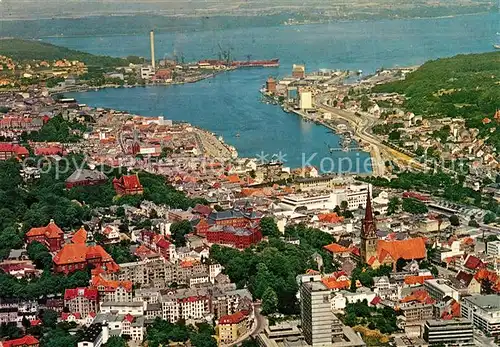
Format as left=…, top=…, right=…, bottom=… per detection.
left=230, top=58, right=280, bottom=68
left=198, top=58, right=279, bottom=69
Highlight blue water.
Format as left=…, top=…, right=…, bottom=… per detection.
left=46, top=12, right=499, bottom=171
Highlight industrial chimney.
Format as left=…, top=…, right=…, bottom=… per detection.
left=150, top=30, right=156, bottom=70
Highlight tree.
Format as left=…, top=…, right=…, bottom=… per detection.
left=104, top=336, right=127, bottom=347
left=41, top=309, right=58, bottom=328
left=344, top=313, right=357, bottom=326
left=170, top=220, right=193, bottom=247
left=402, top=198, right=428, bottom=214
left=39, top=327, right=77, bottom=347
left=387, top=197, right=400, bottom=215
left=116, top=206, right=125, bottom=217
left=388, top=130, right=401, bottom=141
left=22, top=316, right=31, bottom=330
left=190, top=332, right=217, bottom=347
left=449, top=215, right=460, bottom=226
left=27, top=241, right=53, bottom=269
left=252, top=263, right=274, bottom=299
left=468, top=219, right=480, bottom=227
left=340, top=200, right=348, bottom=212
left=360, top=95, right=371, bottom=111
left=484, top=212, right=496, bottom=225
left=261, top=287, right=278, bottom=315
left=0, top=323, right=22, bottom=339
left=260, top=217, right=280, bottom=237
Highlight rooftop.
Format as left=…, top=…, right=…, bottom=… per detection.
left=463, top=294, right=500, bottom=311
left=425, top=318, right=472, bottom=327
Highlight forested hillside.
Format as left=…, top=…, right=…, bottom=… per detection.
left=372, top=51, right=500, bottom=150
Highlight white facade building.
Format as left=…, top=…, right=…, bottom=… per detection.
left=280, top=183, right=371, bottom=211
left=424, top=279, right=459, bottom=302
left=461, top=295, right=500, bottom=337
left=487, top=241, right=500, bottom=257
left=99, top=301, right=145, bottom=316
left=140, top=66, right=155, bottom=80
left=299, top=91, right=313, bottom=110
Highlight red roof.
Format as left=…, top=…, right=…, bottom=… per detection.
left=0, top=142, right=29, bottom=157
left=71, top=227, right=87, bottom=244
left=402, top=192, right=431, bottom=202
left=464, top=255, right=484, bottom=270
left=400, top=289, right=435, bottom=305
left=404, top=275, right=434, bottom=285
left=2, top=335, right=39, bottom=347
left=34, top=146, right=64, bottom=156
left=321, top=277, right=350, bottom=290
left=61, top=312, right=81, bottom=320
left=123, top=314, right=134, bottom=323
left=219, top=311, right=248, bottom=325
left=318, top=213, right=344, bottom=224
left=371, top=296, right=382, bottom=306
left=193, top=204, right=213, bottom=217
left=121, top=174, right=142, bottom=189
left=64, top=287, right=98, bottom=301
left=324, top=243, right=349, bottom=254
left=377, top=237, right=426, bottom=262
left=91, top=274, right=132, bottom=292
left=29, top=319, right=41, bottom=326
left=26, top=220, right=63, bottom=239
left=54, top=243, right=117, bottom=271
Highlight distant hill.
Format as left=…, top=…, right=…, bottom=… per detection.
left=372, top=51, right=500, bottom=151
left=0, top=39, right=128, bottom=67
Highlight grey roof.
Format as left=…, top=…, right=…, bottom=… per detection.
left=146, top=303, right=162, bottom=311
left=66, top=169, right=108, bottom=183
left=101, top=301, right=143, bottom=307
left=463, top=294, right=500, bottom=311
left=8, top=249, right=24, bottom=259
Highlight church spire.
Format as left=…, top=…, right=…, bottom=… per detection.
left=362, top=191, right=376, bottom=237
left=364, top=191, right=374, bottom=223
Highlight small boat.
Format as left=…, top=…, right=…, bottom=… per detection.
left=494, top=44, right=500, bottom=49
left=235, top=132, right=240, bottom=138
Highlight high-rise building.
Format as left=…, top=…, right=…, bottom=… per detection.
left=423, top=319, right=474, bottom=346
left=300, top=280, right=333, bottom=347
left=299, top=91, right=313, bottom=110
left=461, top=294, right=500, bottom=337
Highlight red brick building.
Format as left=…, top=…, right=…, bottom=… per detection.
left=53, top=231, right=119, bottom=274
left=1, top=335, right=39, bottom=347
left=206, top=226, right=262, bottom=249
left=0, top=143, right=29, bottom=161
left=139, top=230, right=175, bottom=261
left=64, top=287, right=99, bottom=317
left=194, top=206, right=262, bottom=237
left=266, top=77, right=277, bottom=94
left=25, top=220, right=64, bottom=252
left=113, top=174, right=144, bottom=196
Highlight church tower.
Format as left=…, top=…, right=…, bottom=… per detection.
left=360, top=191, right=378, bottom=264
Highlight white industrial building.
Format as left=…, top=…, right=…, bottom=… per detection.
left=280, top=183, right=371, bottom=211
left=299, top=91, right=313, bottom=110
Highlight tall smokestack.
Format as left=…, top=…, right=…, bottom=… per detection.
left=150, top=30, right=156, bottom=70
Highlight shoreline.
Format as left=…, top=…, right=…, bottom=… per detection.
left=50, top=70, right=230, bottom=95
left=1, top=9, right=493, bottom=24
